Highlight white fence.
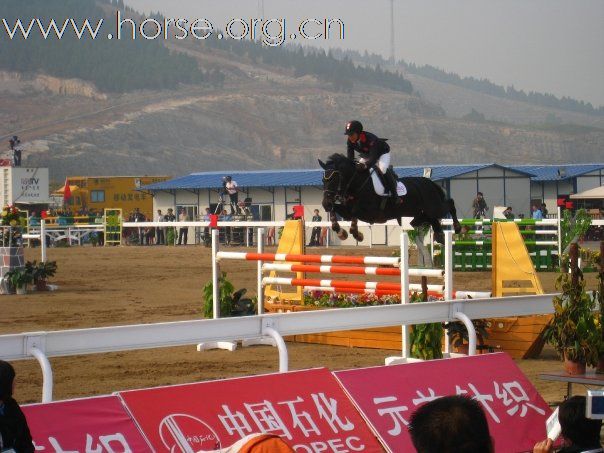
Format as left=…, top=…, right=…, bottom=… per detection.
left=0, top=292, right=555, bottom=403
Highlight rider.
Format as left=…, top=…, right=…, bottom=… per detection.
left=345, top=120, right=400, bottom=204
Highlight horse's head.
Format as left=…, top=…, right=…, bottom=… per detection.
left=318, top=153, right=355, bottom=212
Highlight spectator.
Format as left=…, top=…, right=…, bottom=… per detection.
left=532, top=204, right=543, bottom=220
left=503, top=206, right=515, bottom=219
left=533, top=396, right=602, bottom=453
left=408, top=395, right=494, bottom=453
left=9, top=136, right=21, bottom=167
left=223, top=176, right=240, bottom=215
left=308, top=209, right=322, bottom=246
left=94, top=211, right=104, bottom=246
left=238, top=201, right=252, bottom=217
left=540, top=202, right=548, bottom=218
left=155, top=209, right=165, bottom=245
left=131, top=208, right=146, bottom=245
left=164, top=208, right=176, bottom=222
left=220, top=209, right=232, bottom=246
left=471, top=192, right=488, bottom=219
left=177, top=209, right=188, bottom=245
left=202, top=207, right=211, bottom=246
left=0, top=360, right=34, bottom=453
left=164, top=208, right=176, bottom=245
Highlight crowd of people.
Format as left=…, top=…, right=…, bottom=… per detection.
left=471, top=192, right=550, bottom=221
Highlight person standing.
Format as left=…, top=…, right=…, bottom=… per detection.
left=532, top=204, right=543, bottom=220
left=308, top=209, right=322, bottom=246
left=223, top=176, right=240, bottom=214
left=155, top=209, right=165, bottom=245
left=202, top=207, right=211, bottom=246
left=0, top=361, right=34, bottom=453
left=164, top=208, right=176, bottom=245
left=177, top=209, right=188, bottom=245
left=472, top=192, right=488, bottom=219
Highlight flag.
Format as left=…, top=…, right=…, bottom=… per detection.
left=63, top=179, right=71, bottom=203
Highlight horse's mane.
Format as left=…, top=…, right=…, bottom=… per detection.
left=325, top=153, right=353, bottom=169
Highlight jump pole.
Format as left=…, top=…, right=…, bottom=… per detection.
left=400, top=231, right=410, bottom=358
left=41, top=219, right=47, bottom=263
left=211, top=228, right=220, bottom=318
left=257, top=228, right=264, bottom=315
left=444, top=230, right=453, bottom=354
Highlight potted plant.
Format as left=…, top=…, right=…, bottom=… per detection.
left=4, top=267, right=33, bottom=295
left=202, top=272, right=234, bottom=318
left=595, top=245, right=604, bottom=373
left=27, top=260, right=58, bottom=291
left=410, top=292, right=444, bottom=360
left=443, top=319, right=489, bottom=354
left=543, top=271, right=600, bottom=375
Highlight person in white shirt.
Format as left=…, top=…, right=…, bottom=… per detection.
left=155, top=209, right=165, bottom=245
left=177, top=209, right=188, bottom=245
left=223, top=176, right=240, bottom=214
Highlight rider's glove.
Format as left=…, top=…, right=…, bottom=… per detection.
left=355, top=161, right=367, bottom=171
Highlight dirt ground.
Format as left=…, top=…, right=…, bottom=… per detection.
left=3, top=244, right=601, bottom=405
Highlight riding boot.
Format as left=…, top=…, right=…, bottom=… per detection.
left=385, top=169, right=402, bottom=205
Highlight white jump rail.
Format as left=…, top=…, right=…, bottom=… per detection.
left=0, top=293, right=555, bottom=403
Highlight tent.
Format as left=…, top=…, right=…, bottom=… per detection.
left=570, top=185, right=604, bottom=199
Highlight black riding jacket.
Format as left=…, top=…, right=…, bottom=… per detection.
left=347, top=131, right=390, bottom=168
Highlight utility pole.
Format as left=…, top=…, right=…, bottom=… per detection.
left=258, top=0, right=265, bottom=19
left=390, top=0, right=396, bottom=63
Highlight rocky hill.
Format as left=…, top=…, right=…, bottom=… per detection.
left=0, top=12, right=602, bottom=182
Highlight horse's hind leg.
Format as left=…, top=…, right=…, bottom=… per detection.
left=447, top=199, right=463, bottom=234
left=330, top=211, right=348, bottom=240
left=349, top=218, right=364, bottom=242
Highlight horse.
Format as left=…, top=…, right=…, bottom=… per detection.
left=319, top=153, right=462, bottom=244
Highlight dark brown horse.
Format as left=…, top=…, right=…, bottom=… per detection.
left=319, top=153, right=462, bottom=244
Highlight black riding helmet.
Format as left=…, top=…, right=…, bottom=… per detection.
left=345, top=120, right=363, bottom=136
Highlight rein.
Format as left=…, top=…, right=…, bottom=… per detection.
left=322, top=163, right=373, bottom=207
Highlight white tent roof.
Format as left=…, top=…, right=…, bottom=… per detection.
left=570, top=185, right=604, bottom=199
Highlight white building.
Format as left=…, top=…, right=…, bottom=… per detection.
left=143, top=163, right=604, bottom=245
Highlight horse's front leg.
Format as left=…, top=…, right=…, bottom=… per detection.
left=330, top=211, right=348, bottom=240
left=349, top=218, right=364, bottom=242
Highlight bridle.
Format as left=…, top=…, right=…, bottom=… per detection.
left=322, top=165, right=373, bottom=207
left=322, top=169, right=344, bottom=205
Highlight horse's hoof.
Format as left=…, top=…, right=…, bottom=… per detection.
left=454, top=223, right=462, bottom=234
left=355, top=232, right=364, bottom=242
left=434, top=232, right=445, bottom=245
left=337, top=230, right=348, bottom=240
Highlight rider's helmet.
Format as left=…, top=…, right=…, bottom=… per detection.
left=224, top=176, right=232, bottom=182
left=345, top=120, right=363, bottom=136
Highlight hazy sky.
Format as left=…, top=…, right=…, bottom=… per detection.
left=126, top=0, right=604, bottom=106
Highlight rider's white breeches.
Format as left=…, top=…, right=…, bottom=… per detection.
left=360, top=153, right=390, bottom=196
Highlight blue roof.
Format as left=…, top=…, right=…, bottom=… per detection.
left=142, top=164, right=506, bottom=191
left=508, top=164, right=604, bottom=181
left=142, top=163, right=604, bottom=191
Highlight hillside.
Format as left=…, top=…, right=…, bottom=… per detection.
left=1, top=3, right=602, bottom=181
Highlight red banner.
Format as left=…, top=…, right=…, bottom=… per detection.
left=119, top=368, right=382, bottom=452
left=335, top=353, right=551, bottom=453
left=23, top=395, right=151, bottom=452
